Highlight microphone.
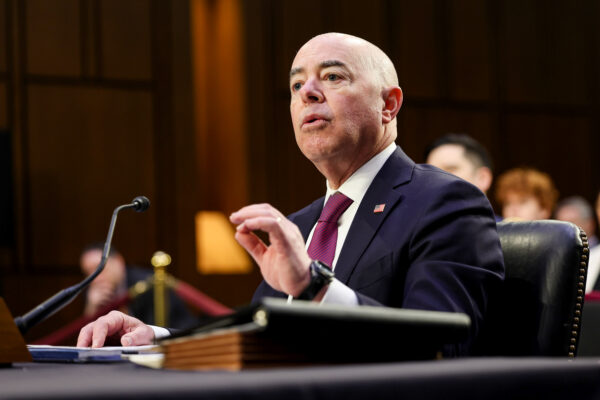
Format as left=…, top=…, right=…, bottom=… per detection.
left=132, top=195, right=150, bottom=212
left=14, top=196, right=151, bottom=334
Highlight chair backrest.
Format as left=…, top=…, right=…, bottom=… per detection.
left=475, top=220, right=589, bottom=357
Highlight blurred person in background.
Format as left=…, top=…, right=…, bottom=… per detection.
left=587, top=191, right=600, bottom=292
left=554, top=196, right=598, bottom=248
left=424, top=133, right=494, bottom=195
left=80, top=243, right=196, bottom=329
left=494, top=167, right=558, bottom=221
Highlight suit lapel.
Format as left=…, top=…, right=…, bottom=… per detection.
left=334, top=147, right=414, bottom=284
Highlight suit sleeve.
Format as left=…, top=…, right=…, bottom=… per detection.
left=251, top=280, right=287, bottom=303
left=400, top=179, right=504, bottom=355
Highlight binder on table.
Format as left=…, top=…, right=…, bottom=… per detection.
left=159, top=298, right=470, bottom=370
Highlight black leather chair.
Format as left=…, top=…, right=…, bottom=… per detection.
left=475, top=220, right=589, bottom=357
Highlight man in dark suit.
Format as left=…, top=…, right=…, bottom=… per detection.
left=77, top=33, right=504, bottom=354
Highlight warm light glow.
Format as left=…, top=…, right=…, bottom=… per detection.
left=195, top=211, right=252, bottom=274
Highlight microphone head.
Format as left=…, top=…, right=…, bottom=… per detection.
left=132, top=196, right=150, bottom=212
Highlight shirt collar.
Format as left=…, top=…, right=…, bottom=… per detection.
left=324, top=142, right=397, bottom=204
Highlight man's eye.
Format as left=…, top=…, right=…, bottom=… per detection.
left=292, top=82, right=302, bottom=91
left=326, top=74, right=339, bottom=81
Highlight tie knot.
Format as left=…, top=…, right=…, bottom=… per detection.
left=319, top=192, right=353, bottom=223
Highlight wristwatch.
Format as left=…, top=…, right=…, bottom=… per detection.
left=295, top=260, right=335, bottom=300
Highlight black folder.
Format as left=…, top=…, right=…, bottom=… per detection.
left=159, top=298, right=470, bottom=370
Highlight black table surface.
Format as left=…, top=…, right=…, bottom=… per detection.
left=2, top=357, right=600, bottom=400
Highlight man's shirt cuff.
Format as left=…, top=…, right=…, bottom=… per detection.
left=286, top=278, right=358, bottom=305
left=150, top=325, right=171, bottom=340
left=321, top=278, right=358, bottom=305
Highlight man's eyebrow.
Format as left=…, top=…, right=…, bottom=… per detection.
left=289, top=60, right=348, bottom=79
left=320, top=60, right=347, bottom=69
left=290, top=67, right=303, bottom=79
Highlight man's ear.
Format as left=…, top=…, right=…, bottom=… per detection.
left=382, top=86, right=403, bottom=124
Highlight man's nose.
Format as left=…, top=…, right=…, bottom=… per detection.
left=300, top=78, right=324, bottom=103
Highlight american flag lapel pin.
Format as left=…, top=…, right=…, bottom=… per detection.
left=373, top=204, right=385, bottom=213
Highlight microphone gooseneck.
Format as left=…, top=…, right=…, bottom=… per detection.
left=13, top=196, right=150, bottom=335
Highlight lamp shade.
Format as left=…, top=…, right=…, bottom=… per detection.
left=195, top=211, right=252, bottom=274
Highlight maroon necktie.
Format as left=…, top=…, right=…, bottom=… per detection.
left=307, top=192, right=354, bottom=268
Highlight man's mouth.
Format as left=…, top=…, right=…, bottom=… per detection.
left=302, top=114, right=329, bottom=128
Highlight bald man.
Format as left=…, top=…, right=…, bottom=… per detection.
left=78, top=33, right=504, bottom=356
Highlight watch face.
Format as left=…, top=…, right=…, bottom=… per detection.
left=296, top=261, right=335, bottom=301
left=312, top=261, right=334, bottom=281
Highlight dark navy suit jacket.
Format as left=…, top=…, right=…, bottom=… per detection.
left=252, top=147, right=505, bottom=355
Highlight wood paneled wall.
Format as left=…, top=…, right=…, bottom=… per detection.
left=0, top=0, right=210, bottom=341
left=1, top=0, right=599, bottom=341
left=6, top=0, right=161, bottom=268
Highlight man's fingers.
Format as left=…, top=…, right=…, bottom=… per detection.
left=77, top=319, right=108, bottom=348
left=76, top=323, right=94, bottom=347
left=230, top=204, right=283, bottom=225
left=121, top=325, right=155, bottom=347
left=235, top=231, right=267, bottom=264
left=82, top=310, right=125, bottom=348
left=90, top=315, right=112, bottom=348
left=237, top=216, right=284, bottom=235
left=77, top=311, right=153, bottom=348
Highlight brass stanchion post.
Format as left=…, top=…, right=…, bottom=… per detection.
left=151, top=251, right=171, bottom=327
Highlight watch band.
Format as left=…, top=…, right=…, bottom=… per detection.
left=295, top=260, right=335, bottom=301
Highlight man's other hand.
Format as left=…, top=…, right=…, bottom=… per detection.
left=77, top=310, right=155, bottom=348
left=230, top=203, right=312, bottom=297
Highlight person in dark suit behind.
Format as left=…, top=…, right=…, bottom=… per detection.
left=424, top=133, right=502, bottom=222
left=424, top=133, right=494, bottom=196
left=77, top=32, right=504, bottom=355
left=79, top=244, right=196, bottom=329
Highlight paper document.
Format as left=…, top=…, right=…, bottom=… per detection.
left=27, top=344, right=160, bottom=363
left=122, top=353, right=165, bottom=369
